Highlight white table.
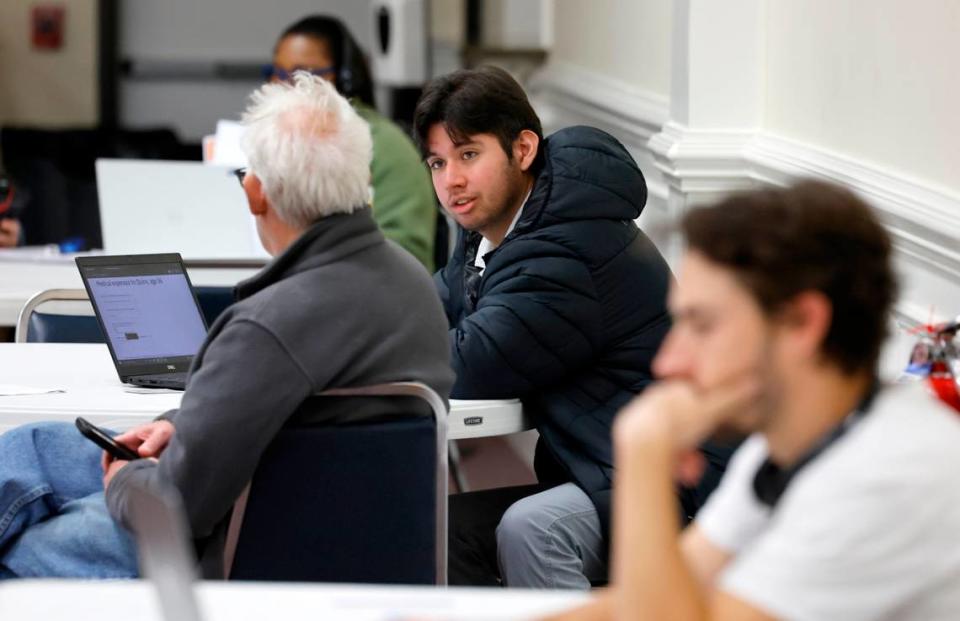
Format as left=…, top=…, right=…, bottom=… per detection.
left=0, top=580, right=587, bottom=620
left=0, top=249, right=261, bottom=328
left=0, top=343, right=529, bottom=440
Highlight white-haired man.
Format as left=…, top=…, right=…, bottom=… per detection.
left=0, top=74, right=454, bottom=579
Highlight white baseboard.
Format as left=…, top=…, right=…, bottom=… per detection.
left=747, top=134, right=960, bottom=280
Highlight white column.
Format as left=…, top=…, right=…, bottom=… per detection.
left=650, top=0, right=766, bottom=226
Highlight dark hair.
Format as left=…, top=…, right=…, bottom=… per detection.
left=682, top=180, right=897, bottom=375
left=413, top=65, right=544, bottom=169
left=278, top=15, right=376, bottom=108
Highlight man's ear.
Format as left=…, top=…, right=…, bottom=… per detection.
left=777, top=291, right=833, bottom=363
left=513, top=129, right=540, bottom=173
left=245, top=174, right=268, bottom=217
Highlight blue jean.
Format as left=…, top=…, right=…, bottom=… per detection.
left=0, top=422, right=138, bottom=578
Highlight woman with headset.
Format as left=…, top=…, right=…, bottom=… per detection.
left=266, top=15, right=437, bottom=270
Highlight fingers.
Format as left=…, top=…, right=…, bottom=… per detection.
left=138, top=421, right=174, bottom=457
left=113, top=421, right=175, bottom=458
left=0, top=219, right=19, bottom=247
left=674, top=450, right=706, bottom=487
left=616, top=375, right=762, bottom=454
left=696, top=375, right=762, bottom=427
left=102, top=459, right=129, bottom=490
left=113, top=430, right=137, bottom=445
left=101, top=450, right=115, bottom=474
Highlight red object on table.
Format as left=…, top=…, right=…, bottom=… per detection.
left=929, top=363, right=960, bottom=414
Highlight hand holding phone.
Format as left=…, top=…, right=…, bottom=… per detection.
left=76, top=417, right=141, bottom=461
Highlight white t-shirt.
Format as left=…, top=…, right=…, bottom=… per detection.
left=697, top=382, right=960, bottom=620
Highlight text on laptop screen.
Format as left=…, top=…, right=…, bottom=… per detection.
left=87, top=271, right=207, bottom=362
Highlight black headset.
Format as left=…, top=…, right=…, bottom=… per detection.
left=752, top=380, right=880, bottom=507
left=335, top=21, right=356, bottom=98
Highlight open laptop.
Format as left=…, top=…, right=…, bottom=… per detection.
left=95, top=159, right=270, bottom=261
left=76, top=253, right=208, bottom=390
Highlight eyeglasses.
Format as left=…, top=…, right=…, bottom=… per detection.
left=232, top=167, right=247, bottom=187
left=260, top=64, right=336, bottom=83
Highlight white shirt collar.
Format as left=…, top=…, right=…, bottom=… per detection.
left=474, top=190, right=531, bottom=273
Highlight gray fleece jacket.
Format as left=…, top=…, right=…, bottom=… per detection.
left=105, top=206, right=454, bottom=573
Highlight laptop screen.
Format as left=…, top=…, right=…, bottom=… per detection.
left=77, top=254, right=207, bottom=369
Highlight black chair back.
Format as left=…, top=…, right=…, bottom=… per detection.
left=27, top=312, right=103, bottom=343
left=225, top=383, right=448, bottom=585
left=193, top=286, right=234, bottom=327
left=227, top=416, right=438, bottom=584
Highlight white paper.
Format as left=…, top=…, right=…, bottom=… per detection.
left=209, top=119, right=248, bottom=168
left=0, top=384, right=66, bottom=396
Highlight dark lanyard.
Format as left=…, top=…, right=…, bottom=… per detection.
left=753, top=380, right=880, bottom=508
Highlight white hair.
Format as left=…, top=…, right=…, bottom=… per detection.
left=240, top=72, right=372, bottom=227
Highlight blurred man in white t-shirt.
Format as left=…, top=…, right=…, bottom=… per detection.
left=553, top=180, right=960, bottom=620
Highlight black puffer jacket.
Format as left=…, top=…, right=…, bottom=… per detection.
left=436, top=126, right=672, bottom=536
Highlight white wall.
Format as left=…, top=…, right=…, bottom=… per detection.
left=530, top=0, right=960, bottom=374
left=0, top=0, right=98, bottom=127
left=551, top=0, right=671, bottom=98
left=764, top=0, right=960, bottom=195
left=429, top=0, right=464, bottom=77
left=531, top=0, right=673, bottom=243
left=120, top=0, right=373, bottom=62
left=483, top=0, right=553, bottom=50
left=118, top=0, right=374, bottom=140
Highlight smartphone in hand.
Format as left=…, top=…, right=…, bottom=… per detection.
left=76, top=417, right=140, bottom=461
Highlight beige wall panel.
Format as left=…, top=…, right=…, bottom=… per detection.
left=552, top=0, right=671, bottom=97
left=0, top=0, right=98, bottom=127
left=765, top=0, right=960, bottom=194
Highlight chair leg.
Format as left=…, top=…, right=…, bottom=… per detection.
left=448, top=440, right=470, bottom=493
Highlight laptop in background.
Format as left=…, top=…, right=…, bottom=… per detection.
left=95, top=159, right=269, bottom=261
left=76, top=253, right=208, bottom=390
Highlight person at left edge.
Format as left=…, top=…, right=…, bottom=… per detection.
left=0, top=172, right=24, bottom=247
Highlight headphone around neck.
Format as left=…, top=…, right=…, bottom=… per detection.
left=752, top=380, right=880, bottom=508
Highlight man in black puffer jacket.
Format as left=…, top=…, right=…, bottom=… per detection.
left=414, top=67, right=735, bottom=590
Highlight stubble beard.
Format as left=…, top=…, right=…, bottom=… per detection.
left=709, top=340, right=781, bottom=445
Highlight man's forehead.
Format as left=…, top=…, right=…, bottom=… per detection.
left=426, top=125, right=491, bottom=150
left=670, top=251, right=745, bottom=311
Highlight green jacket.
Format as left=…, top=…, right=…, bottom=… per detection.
left=356, top=104, right=436, bottom=271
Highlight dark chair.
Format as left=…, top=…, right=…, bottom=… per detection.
left=193, top=285, right=234, bottom=326
left=15, top=286, right=234, bottom=343
left=15, top=289, right=101, bottom=343
left=223, top=382, right=448, bottom=585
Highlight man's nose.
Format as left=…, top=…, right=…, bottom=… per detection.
left=651, top=330, right=690, bottom=379
left=443, top=161, right=467, bottom=190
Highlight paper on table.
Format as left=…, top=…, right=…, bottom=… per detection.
left=0, top=384, right=66, bottom=396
